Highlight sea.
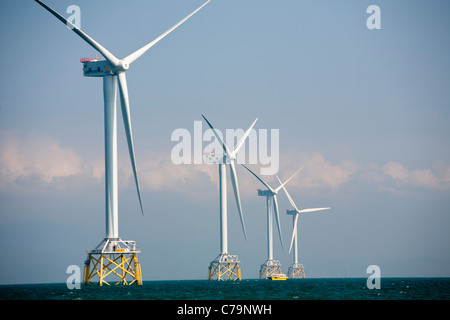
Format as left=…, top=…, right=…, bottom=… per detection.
left=0, top=278, right=450, bottom=320
left=1, top=278, right=449, bottom=300
left=1, top=278, right=448, bottom=317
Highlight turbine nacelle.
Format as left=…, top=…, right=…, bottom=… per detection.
left=286, top=209, right=297, bottom=215
left=82, top=59, right=130, bottom=77
left=258, top=189, right=274, bottom=197
left=82, top=60, right=113, bottom=77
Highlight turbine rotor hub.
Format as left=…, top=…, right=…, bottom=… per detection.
left=117, top=60, right=129, bottom=72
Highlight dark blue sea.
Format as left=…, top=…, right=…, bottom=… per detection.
left=1, top=278, right=449, bottom=300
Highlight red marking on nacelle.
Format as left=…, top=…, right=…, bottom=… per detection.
left=80, top=57, right=100, bottom=63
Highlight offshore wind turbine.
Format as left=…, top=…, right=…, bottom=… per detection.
left=202, top=115, right=258, bottom=281
left=242, top=164, right=304, bottom=279
left=35, top=0, right=211, bottom=286
left=277, top=176, right=330, bottom=278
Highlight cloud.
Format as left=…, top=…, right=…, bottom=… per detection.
left=139, top=156, right=217, bottom=191
left=130, top=156, right=219, bottom=201
left=134, top=150, right=360, bottom=201
left=128, top=151, right=450, bottom=197
left=132, top=151, right=359, bottom=197
left=0, top=130, right=219, bottom=198
left=382, top=161, right=450, bottom=190
left=0, top=131, right=83, bottom=190
left=275, top=151, right=358, bottom=190
left=2, top=130, right=449, bottom=197
left=383, top=162, right=409, bottom=180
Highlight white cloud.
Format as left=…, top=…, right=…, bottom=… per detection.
left=139, top=156, right=217, bottom=192
left=133, top=152, right=450, bottom=196
left=117, top=155, right=219, bottom=201
left=2, top=130, right=449, bottom=196
left=274, top=151, right=358, bottom=189
left=0, top=131, right=83, bottom=190
left=382, top=161, right=450, bottom=190
left=132, top=151, right=359, bottom=200
left=383, top=161, right=409, bottom=180
left=90, top=158, right=105, bottom=181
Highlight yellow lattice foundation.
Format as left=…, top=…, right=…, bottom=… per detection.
left=259, top=259, right=283, bottom=279
left=287, top=263, right=305, bottom=279
left=208, top=254, right=242, bottom=281
left=83, top=238, right=142, bottom=286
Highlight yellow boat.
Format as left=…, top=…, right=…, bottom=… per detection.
left=268, top=273, right=288, bottom=280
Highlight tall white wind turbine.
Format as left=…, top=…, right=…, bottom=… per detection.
left=202, top=115, right=257, bottom=281
left=277, top=176, right=330, bottom=278
left=35, top=0, right=211, bottom=285
left=242, top=164, right=304, bottom=278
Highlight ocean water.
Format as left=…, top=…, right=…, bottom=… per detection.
left=0, top=278, right=449, bottom=300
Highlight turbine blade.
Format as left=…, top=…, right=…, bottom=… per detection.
left=289, top=213, right=299, bottom=254
left=276, top=175, right=299, bottom=212
left=299, top=207, right=331, bottom=213
left=273, top=195, right=284, bottom=251
left=274, top=164, right=305, bottom=193
left=117, top=73, right=144, bottom=215
left=230, top=118, right=258, bottom=158
left=229, top=161, right=247, bottom=241
left=35, top=0, right=120, bottom=66
left=125, top=0, right=211, bottom=65
left=201, top=114, right=232, bottom=156
left=241, top=164, right=274, bottom=193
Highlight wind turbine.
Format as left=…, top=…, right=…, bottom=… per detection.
left=35, top=0, right=211, bottom=286
left=202, top=115, right=258, bottom=281
left=242, top=164, right=304, bottom=279
left=277, top=176, right=330, bottom=278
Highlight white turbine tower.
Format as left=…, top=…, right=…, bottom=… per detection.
left=202, top=115, right=258, bottom=281
left=277, top=176, right=330, bottom=279
left=242, top=164, right=304, bottom=279
left=35, top=0, right=211, bottom=286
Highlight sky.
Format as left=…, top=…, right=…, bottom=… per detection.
left=0, top=0, right=449, bottom=284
